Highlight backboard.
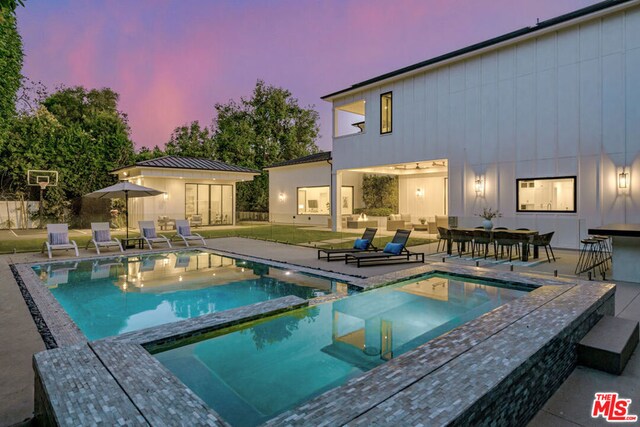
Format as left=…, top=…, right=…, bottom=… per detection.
left=27, top=170, right=59, bottom=189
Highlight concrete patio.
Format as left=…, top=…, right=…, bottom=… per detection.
left=0, top=237, right=638, bottom=426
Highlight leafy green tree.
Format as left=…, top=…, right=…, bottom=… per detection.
left=164, top=121, right=215, bottom=158
left=0, top=87, right=136, bottom=223
left=0, top=6, right=23, bottom=128
left=213, top=80, right=320, bottom=211
left=135, top=145, right=165, bottom=162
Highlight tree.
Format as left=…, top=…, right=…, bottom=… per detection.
left=164, top=121, right=215, bottom=158
left=213, top=80, right=320, bottom=211
left=0, top=86, right=136, bottom=224
left=0, top=6, right=23, bottom=128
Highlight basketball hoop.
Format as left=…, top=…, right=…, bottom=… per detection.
left=38, top=182, right=49, bottom=191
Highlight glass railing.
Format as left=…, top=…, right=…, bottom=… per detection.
left=0, top=211, right=586, bottom=255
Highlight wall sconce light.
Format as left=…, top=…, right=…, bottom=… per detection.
left=279, top=192, right=287, bottom=202
left=163, top=193, right=168, bottom=200
left=619, top=168, right=629, bottom=189
left=416, top=188, right=424, bottom=198
left=475, top=177, right=484, bottom=195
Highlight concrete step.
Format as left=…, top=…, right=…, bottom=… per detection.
left=578, top=315, right=639, bottom=375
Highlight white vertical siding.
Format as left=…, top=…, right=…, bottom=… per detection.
left=330, top=4, right=640, bottom=247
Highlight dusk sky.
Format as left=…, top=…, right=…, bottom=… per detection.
left=17, top=0, right=599, bottom=151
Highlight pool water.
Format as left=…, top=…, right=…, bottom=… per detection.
left=154, top=274, right=530, bottom=427
left=32, top=251, right=345, bottom=340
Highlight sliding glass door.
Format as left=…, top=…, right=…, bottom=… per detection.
left=185, top=183, right=233, bottom=226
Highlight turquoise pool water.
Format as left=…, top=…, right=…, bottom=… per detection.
left=154, top=274, right=530, bottom=427
left=32, top=251, right=345, bottom=340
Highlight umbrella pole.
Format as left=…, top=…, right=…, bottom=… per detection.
left=125, top=190, right=129, bottom=240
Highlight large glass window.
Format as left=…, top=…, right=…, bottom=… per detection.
left=297, top=186, right=330, bottom=215
left=380, top=92, right=392, bottom=134
left=516, top=176, right=576, bottom=213
left=334, top=100, right=365, bottom=137
left=185, top=183, right=233, bottom=225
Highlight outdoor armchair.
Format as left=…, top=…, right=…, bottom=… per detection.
left=86, top=222, right=123, bottom=254
left=42, top=223, right=79, bottom=259
left=138, top=221, right=172, bottom=250
left=174, top=219, right=206, bottom=247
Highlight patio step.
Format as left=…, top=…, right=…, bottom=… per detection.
left=577, top=315, right=639, bottom=375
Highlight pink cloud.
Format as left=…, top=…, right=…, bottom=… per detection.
left=17, top=0, right=600, bottom=151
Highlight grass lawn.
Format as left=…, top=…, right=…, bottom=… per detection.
left=0, top=224, right=435, bottom=254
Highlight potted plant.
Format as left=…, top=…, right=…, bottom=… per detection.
left=477, top=207, right=502, bottom=230
left=419, top=217, right=427, bottom=225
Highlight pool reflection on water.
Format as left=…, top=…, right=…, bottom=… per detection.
left=154, top=274, right=530, bottom=427
left=32, top=251, right=345, bottom=340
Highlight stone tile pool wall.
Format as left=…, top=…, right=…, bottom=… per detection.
left=27, top=260, right=615, bottom=426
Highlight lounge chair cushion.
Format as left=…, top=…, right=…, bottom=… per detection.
left=142, top=228, right=157, bottom=238
left=94, top=229, right=111, bottom=242
left=178, top=225, right=191, bottom=236
left=383, top=242, right=403, bottom=255
left=353, top=238, right=369, bottom=250
left=49, top=232, right=69, bottom=245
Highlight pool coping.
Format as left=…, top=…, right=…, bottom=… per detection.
left=25, top=252, right=616, bottom=426
left=11, top=247, right=360, bottom=348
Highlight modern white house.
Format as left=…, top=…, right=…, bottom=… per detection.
left=112, top=156, right=258, bottom=229
left=269, top=0, right=640, bottom=249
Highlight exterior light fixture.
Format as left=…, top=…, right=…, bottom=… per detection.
left=619, top=168, right=629, bottom=189
left=163, top=193, right=168, bottom=200
left=475, top=177, right=484, bottom=195
left=416, top=188, right=424, bottom=197
left=279, top=192, right=286, bottom=202
left=123, top=172, right=128, bottom=177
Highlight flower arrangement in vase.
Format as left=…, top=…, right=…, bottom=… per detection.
left=477, top=207, right=502, bottom=230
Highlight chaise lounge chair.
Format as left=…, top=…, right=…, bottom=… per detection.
left=173, top=219, right=206, bottom=247
left=86, top=222, right=123, bottom=254
left=42, top=223, right=79, bottom=259
left=345, top=229, right=424, bottom=268
left=138, top=221, right=172, bottom=250
left=317, top=227, right=378, bottom=261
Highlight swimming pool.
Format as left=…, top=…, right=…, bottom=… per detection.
left=31, top=251, right=346, bottom=340
left=153, top=273, right=530, bottom=427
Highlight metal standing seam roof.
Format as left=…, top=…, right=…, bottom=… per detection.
left=321, top=0, right=635, bottom=100
left=111, top=156, right=260, bottom=174
left=266, top=151, right=332, bottom=169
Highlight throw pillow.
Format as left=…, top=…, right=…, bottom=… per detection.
left=178, top=225, right=191, bottom=236
left=353, top=238, right=370, bottom=250
left=143, top=228, right=157, bottom=238
left=49, top=232, right=69, bottom=245
left=383, top=242, right=403, bottom=255
left=94, top=229, right=111, bottom=242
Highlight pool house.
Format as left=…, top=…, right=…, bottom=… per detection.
left=112, top=156, right=259, bottom=228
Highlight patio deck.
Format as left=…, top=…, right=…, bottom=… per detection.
left=0, top=237, right=638, bottom=426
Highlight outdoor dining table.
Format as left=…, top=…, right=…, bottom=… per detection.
left=443, top=227, right=539, bottom=261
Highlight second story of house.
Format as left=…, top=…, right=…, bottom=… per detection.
left=322, top=0, right=640, bottom=172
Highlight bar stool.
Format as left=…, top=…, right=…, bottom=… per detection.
left=575, top=238, right=605, bottom=277
left=593, top=235, right=612, bottom=270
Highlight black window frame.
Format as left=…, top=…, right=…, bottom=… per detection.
left=380, top=91, right=392, bottom=134
left=515, top=175, right=577, bottom=213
